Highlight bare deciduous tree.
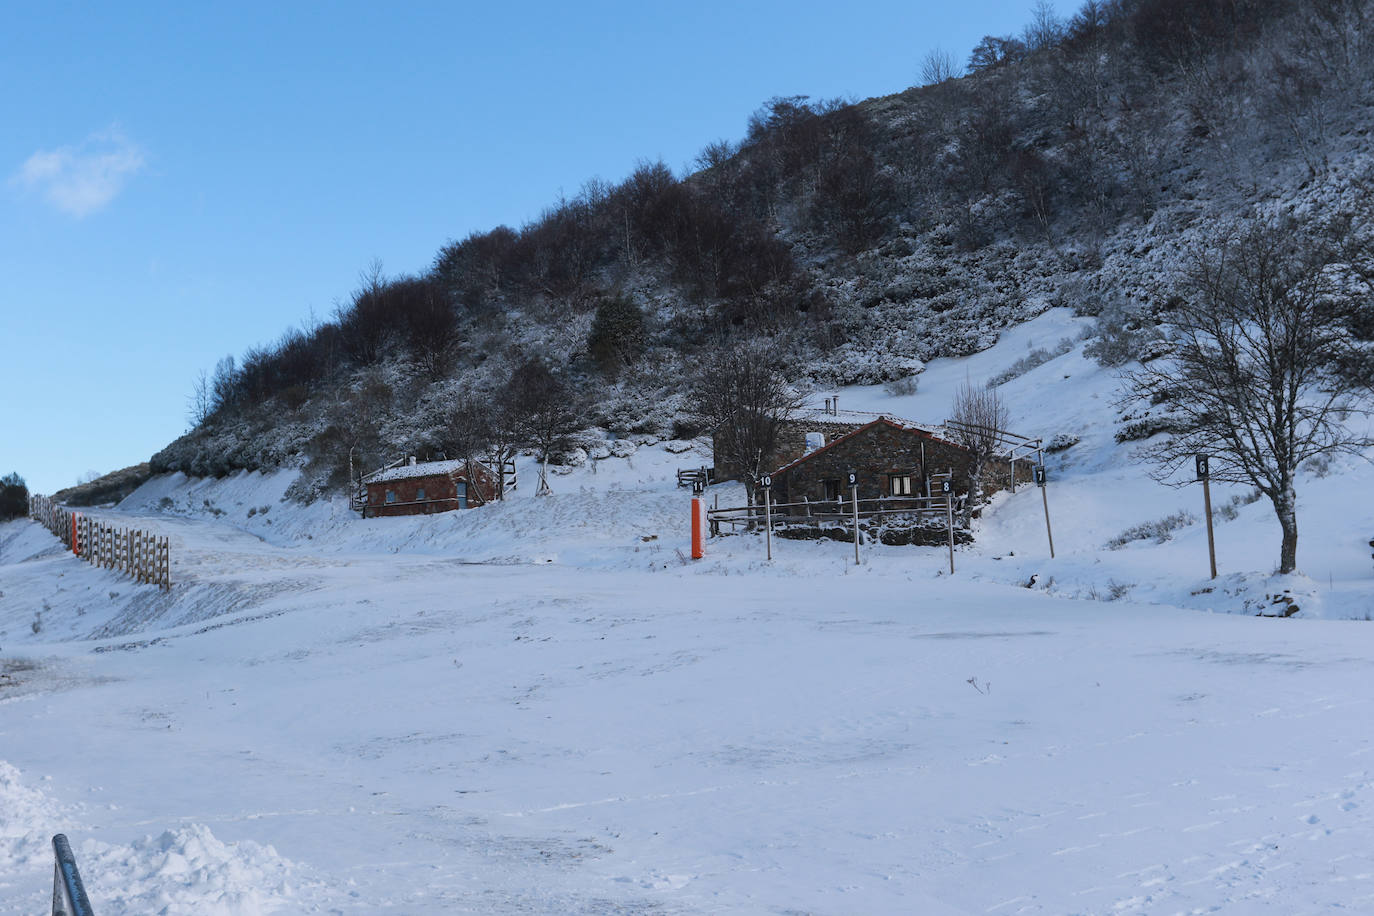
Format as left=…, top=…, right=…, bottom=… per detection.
left=920, top=47, right=957, bottom=84
left=689, top=342, right=804, bottom=507
left=187, top=369, right=212, bottom=428
left=1023, top=0, right=1064, bottom=51
left=506, top=357, right=584, bottom=496
left=208, top=355, right=237, bottom=413
left=1125, top=219, right=1373, bottom=574
left=949, top=381, right=1009, bottom=526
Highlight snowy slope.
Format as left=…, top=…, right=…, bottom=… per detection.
left=2, top=321, right=1374, bottom=913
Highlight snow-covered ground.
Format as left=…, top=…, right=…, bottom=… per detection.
left=3, top=312, right=1373, bottom=913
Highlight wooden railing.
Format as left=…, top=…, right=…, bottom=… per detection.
left=706, top=494, right=956, bottom=533
left=29, top=496, right=170, bottom=591
left=676, top=467, right=715, bottom=488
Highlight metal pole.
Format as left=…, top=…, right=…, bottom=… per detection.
left=1041, top=481, right=1055, bottom=559
left=945, top=489, right=955, bottom=574
left=852, top=484, right=861, bottom=565
left=51, top=834, right=94, bottom=916
left=764, top=487, right=773, bottom=561
left=1202, top=477, right=1217, bottom=579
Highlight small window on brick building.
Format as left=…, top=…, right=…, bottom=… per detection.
left=416, top=487, right=426, bottom=500
left=888, top=474, right=914, bottom=496
left=822, top=479, right=841, bottom=501
left=385, top=490, right=396, bottom=504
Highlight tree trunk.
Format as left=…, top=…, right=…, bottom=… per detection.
left=537, top=454, right=551, bottom=496
left=961, top=457, right=985, bottom=528
left=1274, top=483, right=1299, bottom=574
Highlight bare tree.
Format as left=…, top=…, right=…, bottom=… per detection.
left=446, top=390, right=525, bottom=503
left=209, top=355, right=237, bottom=412
left=949, top=380, right=1009, bottom=526
left=433, top=389, right=508, bottom=504
left=1022, top=0, right=1064, bottom=52
left=506, top=357, right=585, bottom=496
left=1125, top=219, right=1373, bottom=574
left=187, top=369, right=212, bottom=427
left=689, top=342, right=804, bottom=507
left=920, top=47, right=957, bottom=84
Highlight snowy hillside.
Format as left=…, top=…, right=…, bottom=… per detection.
left=150, top=2, right=1374, bottom=497
left=3, top=322, right=1374, bottom=913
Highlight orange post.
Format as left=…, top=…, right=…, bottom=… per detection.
left=691, top=497, right=705, bottom=559
left=71, top=513, right=79, bottom=556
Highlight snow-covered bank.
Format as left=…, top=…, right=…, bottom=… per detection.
left=0, top=760, right=323, bottom=914
left=2, top=556, right=1373, bottom=913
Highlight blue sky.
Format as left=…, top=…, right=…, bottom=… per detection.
left=2, top=1, right=1078, bottom=495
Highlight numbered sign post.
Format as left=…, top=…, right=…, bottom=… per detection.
left=847, top=470, right=860, bottom=565
left=1197, top=454, right=1216, bottom=579
left=1034, top=465, right=1054, bottom=559
left=760, top=474, right=774, bottom=562
left=690, top=479, right=706, bottom=559
left=941, top=478, right=955, bottom=574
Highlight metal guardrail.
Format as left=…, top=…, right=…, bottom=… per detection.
left=51, top=834, right=94, bottom=916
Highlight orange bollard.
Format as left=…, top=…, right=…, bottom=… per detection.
left=691, top=497, right=705, bottom=559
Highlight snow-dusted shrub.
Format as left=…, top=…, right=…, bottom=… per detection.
left=1045, top=433, right=1079, bottom=453
left=884, top=376, right=919, bottom=397
left=1106, top=510, right=1196, bottom=549
left=1213, top=488, right=1263, bottom=522
left=1303, top=455, right=1332, bottom=478
left=1114, top=413, right=1185, bottom=443
left=1084, top=298, right=1160, bottom=367
left=552, top=446, right=588, bottom=468
left=986, top=338, right=1074, bottom=388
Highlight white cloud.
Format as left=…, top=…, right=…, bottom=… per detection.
left=11, top=127, right=146, bottom=218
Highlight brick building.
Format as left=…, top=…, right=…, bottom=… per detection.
left=768, top=417, right=1034, bottom=506
left=362, top=458, right=497, bottom=518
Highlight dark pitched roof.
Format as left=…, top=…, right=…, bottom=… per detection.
left=772, top=417, right=967, bottom=476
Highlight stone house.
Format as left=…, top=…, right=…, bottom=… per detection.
left=767, top=417, right=1034, bottom=507
left=362, top=458, right=497, bottom=518
left=712, top=399, right=928, bottom=482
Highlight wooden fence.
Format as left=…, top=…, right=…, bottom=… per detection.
left=28, top=495, right=171, bottom=591
left=706, top=494, right=956, bottom=533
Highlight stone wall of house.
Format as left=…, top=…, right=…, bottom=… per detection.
left=773, top=423, right=1035, bottom=505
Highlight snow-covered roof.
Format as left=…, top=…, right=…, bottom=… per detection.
left=365, top=459, right=471, bottom=484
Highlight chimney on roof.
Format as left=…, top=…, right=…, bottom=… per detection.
left=832, top=395, right=839, bottom=416
left=409, top=456, right=417, bottom=466
left=824, top=397, right=832, bottom=414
